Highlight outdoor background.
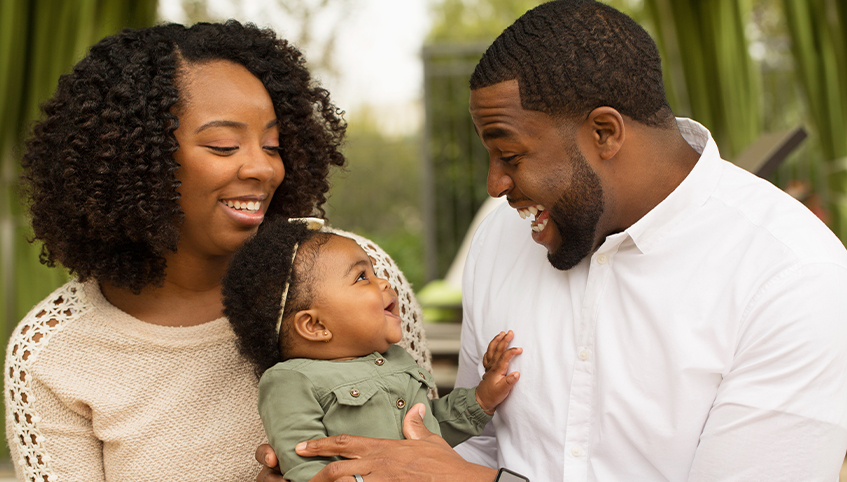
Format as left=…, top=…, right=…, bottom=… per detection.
left=1, top=0, right=846, bottom=467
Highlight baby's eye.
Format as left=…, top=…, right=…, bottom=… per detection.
left=356, top=271, right=368, bottom=282
left=264, top=146, right=282, bottom=155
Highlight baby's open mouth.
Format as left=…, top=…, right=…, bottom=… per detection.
left=517, top=204, right=548, bottom=232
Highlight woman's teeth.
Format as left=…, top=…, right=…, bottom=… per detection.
left=223, top=200, right=260, bottom=214
left=518, top=204, right=548, bottom=232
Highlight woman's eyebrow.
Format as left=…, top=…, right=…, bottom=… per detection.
left=194, top=118, right=278, bottom=134
left=195, top=120, right=246, bottom=134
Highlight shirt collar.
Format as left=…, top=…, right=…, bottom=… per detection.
left=617, top=118, right=725, bottom=254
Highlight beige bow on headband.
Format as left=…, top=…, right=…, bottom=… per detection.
left=274, top=217, right=326, bottom=338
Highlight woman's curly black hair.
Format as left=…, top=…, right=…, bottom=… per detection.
left=20, top=20, right=346, bottom=293
left=222, top=218, right=332, bottom=378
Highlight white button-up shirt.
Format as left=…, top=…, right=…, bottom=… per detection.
left=454, top=119, right=847, bottom=481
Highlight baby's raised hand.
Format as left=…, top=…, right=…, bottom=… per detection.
left=475, top=330, right=521, bottom=415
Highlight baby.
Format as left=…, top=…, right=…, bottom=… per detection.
left=222, top=218, right=520, bottom=482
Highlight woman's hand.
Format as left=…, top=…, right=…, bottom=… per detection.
left=295, top=404, right=497, bottom=482
left=255, top=444, right=288, bottom=482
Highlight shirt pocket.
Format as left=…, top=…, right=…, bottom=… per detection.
left=332, top=380, right=379, bottom=407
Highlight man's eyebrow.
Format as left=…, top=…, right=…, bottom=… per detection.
left=480, top=127, right=514, bottom=142
left=344, top=259, right=371, bottom=278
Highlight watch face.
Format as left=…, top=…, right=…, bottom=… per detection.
left=497, top=468, right=529, bottom=482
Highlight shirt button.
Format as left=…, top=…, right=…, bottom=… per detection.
left=578, top=349, right=589, bottom=361
left=375, top=358, right=385, bottom=366
left=571, top=446, right=583, bottom=457
left=596, top=254, right=608, bottom=264
left=350, top=389, right=360, bottom=397
left=396, top=398, right=406, bottom=409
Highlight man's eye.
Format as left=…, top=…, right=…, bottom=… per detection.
left=501, top=155, right=517, bottom=163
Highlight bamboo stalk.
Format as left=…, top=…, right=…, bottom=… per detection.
left=782, top=0, right=847, bottom=240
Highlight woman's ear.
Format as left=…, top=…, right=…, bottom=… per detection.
left=292, top=311, right=332, bottom=343
left=585, top=106, right=625, bottom=161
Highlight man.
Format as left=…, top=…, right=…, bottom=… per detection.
left=266, top=1, right=847, bottom=480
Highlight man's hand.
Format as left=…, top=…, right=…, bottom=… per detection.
left=295, top=404, right=498, bottom=482
left=476, top=330, right=521, bottom=414
left=255, top=444, right=288, bottom=482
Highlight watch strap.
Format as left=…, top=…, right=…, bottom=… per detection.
left=495, top=467, right=530, bottom=482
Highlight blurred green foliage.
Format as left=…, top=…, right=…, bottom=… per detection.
left=325, top=108, right=426, bottom=289
left=0, top=0, right=158, bottom=462
left=428, top=0, right=548, bottom=42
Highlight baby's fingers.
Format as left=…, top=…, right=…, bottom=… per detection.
left=482, top=331, right=506, bottom=367
left=492, top=346, right=523, bottom=372
left=483, top=331, right=514, bottom=369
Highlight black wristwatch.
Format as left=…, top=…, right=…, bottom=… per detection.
left=495, top=468, right=530, bottom=481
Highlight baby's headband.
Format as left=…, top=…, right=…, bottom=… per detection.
left=275, top=217, right=326, bottom=338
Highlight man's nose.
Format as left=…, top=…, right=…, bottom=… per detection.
left=487, top=161, right=513, bottom=198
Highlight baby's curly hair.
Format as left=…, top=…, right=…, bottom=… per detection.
left=223, top=218, right=333, bottom=378
left=20, top=20, right=346, bottom=293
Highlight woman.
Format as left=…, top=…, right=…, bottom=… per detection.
left=5, top=21, right=429, bottom=481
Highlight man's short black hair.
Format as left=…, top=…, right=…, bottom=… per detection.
left=470, top=0, right=675, bottom=128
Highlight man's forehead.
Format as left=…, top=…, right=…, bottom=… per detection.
left=470, top=81, right=571, bottom=139
left=469, top=79, right=522, bottom=115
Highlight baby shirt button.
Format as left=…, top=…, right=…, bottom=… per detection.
left=350, top=389, right=360, bottom=397
left=375, top=358, right=385, bottom=366
left=396, top=398, right=406, bottom=409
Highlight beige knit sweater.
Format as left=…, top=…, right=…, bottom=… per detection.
left=5, top=232, right=431, bottom=482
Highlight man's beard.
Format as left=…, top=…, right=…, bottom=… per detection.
left=546, top=147, right=604, bottom=271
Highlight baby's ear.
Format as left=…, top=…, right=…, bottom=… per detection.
left=292, top=310, right=332, bottom=343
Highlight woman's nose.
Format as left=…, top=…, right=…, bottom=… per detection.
left=238, top=147, right=280, bottom=182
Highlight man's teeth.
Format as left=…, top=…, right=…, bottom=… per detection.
left=531, top=218, right=548, bottom=232
left=517, top=204, right=548, bottom=232
left=518, top=204, right=545, bottom=219
left=223, top=200, right=260, bottom=213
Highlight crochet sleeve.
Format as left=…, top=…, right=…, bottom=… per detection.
left=325, top=228, right=433, bottom=382
left=5, top=283, right=105, bottom=481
